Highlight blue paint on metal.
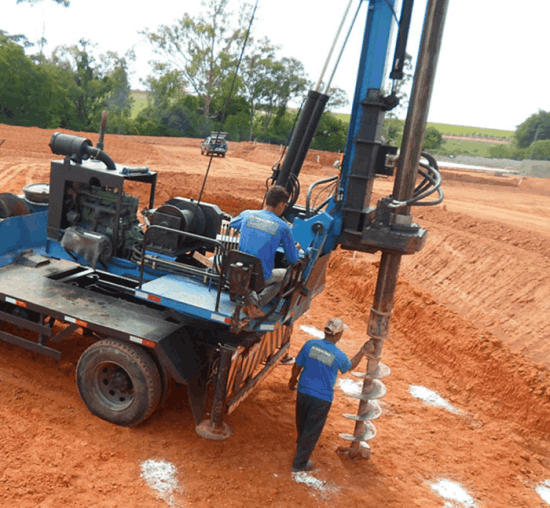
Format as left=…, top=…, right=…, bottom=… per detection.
left=342, top=0, right=396, bottom=178
left=323, top=0, right=397, bottom=252
left=0, top=212, right=48, bottom=265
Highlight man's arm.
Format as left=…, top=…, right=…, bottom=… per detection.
left=229, top=211, right=246, bottom=231
left=349, top=350, right=364, bottom=371
left=288, top=363, right=303, bottom=390
left=348, top=341, right=372, bottom=371
left=281, top=225, right=300, bottom=264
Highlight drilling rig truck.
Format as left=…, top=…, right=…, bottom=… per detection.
left=0, top=0, right=446, bottom=450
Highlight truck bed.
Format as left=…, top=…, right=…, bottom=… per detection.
left=0, top=254, right=182, bottom=347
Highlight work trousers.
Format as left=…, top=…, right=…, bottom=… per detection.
left=292, top=391, right=332, bottom=470
left=249, top=268, right=287, bottom=307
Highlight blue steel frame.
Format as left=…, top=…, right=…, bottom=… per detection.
left=324, top=0, right=397, bottom=251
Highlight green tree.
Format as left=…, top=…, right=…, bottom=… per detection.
left=383, top=117, right=405, bottom=145
left=253, top=108, right=296, bottom=145
left=239, top=37, right=279, bottom=140
left=162, top=94, right=213, bottom=137
left=135, top=69, right=214, bottom=138
left=141, top=0, right=252, bottom=119
left=136, top=68, right=194, bottom=136
left=311, top=112, right=348, bottom=152
left=527, top=139, right=550, bottom=161
left=325, top=87, right=349, bottom=112
left=96, top=51, right=135, bottom=134
left=488, top=144, right=514, bottom=159
left=0, top=35, right=74, bottom=127
left=142, top=65, right=186, bottom=113
left=52, top=40, right=133, bottom=130
left=261, top=57, right=308, bottom=133
left=422, top=126, right=443, bottom=151
left=514, top=110, right=550, bottom=149
left=238, top=40, right=310, bottom=139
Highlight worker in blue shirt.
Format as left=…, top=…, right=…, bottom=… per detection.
left=230, top=185, right=301, bottom=318
left=288, top=317, right=368, bottom=472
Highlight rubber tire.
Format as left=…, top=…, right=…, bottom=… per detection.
left=76, top=339, right=162, bottom=427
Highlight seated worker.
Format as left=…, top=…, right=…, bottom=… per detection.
left=230, top=185, right=301, bottom=318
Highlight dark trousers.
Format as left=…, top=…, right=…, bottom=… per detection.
left=292, top=392, right=332, bottom=470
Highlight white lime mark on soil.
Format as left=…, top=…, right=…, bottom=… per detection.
left=430, top=479, right=477, bottom=507
left=140, top=459, right=181, bottom=506
left=338, top=378, right=362, bottom=396
left=409, top=385, right=459, bottom=414
left=299, top=325, right=324, bottom=339
left=292, top=471, right=339, bottom=498
left=536, top=480, right=550, bottom=504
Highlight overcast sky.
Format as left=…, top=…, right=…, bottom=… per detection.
left=3, top=0, right=550, bottom=131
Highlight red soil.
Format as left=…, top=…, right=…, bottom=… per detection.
left=1, top=124, right=550, bottom=507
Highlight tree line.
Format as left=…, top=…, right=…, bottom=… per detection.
left=0, top=0, right=351, bottom=152
left=4, top=0, right=549, bottom=159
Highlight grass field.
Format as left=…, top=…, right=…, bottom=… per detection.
left=428, top=123, right=513, bottom=139
left=131, top=91, right=149, bottom=119
left=332, top=111, right=513, bottom=139
left=438, top=139, right=498, bottom=157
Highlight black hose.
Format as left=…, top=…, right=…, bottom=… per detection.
left=386, top=152, right=443, bottom=208
left=85, top=146, right=116, bottom=170
left=305, top=175, right=338, bottom=217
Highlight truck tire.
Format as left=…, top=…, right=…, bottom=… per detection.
left=76, top=339, right=162, bottom=427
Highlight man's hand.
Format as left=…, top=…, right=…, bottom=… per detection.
left=360, top=341, right=375, bottom=358
left=289, top=363, right=302, bottom=390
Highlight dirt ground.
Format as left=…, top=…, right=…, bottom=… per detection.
left=1, top=124, right=550, bottom=507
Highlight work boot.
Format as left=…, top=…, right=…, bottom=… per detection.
left=291, top=460, right=315, bottom=473
left=242, top=305, right=265, bottom=319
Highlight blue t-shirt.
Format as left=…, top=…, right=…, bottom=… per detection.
left=296, top=339, right=352, bottom=402
left=230, top=209, right=299, bottom=280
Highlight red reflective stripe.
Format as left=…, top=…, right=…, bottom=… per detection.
left=148, top=295, right=161, bottom=303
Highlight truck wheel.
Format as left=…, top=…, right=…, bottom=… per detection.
left=76, top=339, right=162, bottom=427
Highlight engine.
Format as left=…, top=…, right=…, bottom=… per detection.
left=59, top=181, right=143, bottom=265
left=47, top=133, right=225, bottom=270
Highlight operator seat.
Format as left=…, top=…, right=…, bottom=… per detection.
left=223, top=250, right=266, bottom=303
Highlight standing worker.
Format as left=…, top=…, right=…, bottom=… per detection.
left=288, top=317, right=367, bottom=472
left=230, top=185, right=301, bottom=318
